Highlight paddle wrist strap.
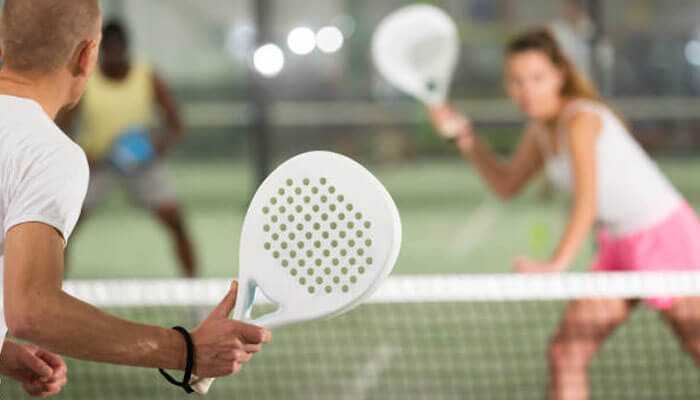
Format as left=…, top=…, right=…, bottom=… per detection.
left=159, top=326, right=196, bottom=394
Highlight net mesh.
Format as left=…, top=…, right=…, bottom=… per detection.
left=4, top=272, right=700, bottom=399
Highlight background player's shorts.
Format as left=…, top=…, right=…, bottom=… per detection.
left=592, top=201, right=700, bottom=309
left=84, top=161, right=178, bottom=211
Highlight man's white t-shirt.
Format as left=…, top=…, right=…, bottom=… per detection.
left=0, top=95, right=89, bottom=346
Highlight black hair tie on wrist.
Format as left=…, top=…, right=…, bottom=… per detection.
left=159, top=326, right=195, bottom=394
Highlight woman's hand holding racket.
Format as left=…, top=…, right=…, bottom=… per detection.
left=428, top=105, right=475, bottom=152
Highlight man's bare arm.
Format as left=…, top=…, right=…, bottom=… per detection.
left=4, top=223, right=270, bottom=377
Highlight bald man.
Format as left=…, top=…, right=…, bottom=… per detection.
left=0, top=1, right=270, bottom=396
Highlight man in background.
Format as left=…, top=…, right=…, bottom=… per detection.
left=59, top=20, right=197, bottom=278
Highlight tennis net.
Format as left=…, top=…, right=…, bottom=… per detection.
left=4, top=272, right=700, bottom=399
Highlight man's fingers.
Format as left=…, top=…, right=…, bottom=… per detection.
left=19, top=350, right=53, bottom=378
left=230, top=321, right=271, bottom=344
left=192, top=284, right=274, bottom=379
left=216, top=337, right=244, bottom=351
left=35, top=350, right=63, bottom=367
left=22, top=382, right=42, bottom=397
left=217, top=349, right=252, bottom=363
left=35, top=350, right=67, bottom=376
left=44, top=382, right=65, bottom=395
left=23, top=381, right=52, bottom=398
left=209, top=281, right=238, bottom=319
left=232, top=362, right=242, bottom=375
left=26, top=375, right=67, bottom=398
left=243, top=343, right=263, bottom=353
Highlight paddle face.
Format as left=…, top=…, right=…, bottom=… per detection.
left=191, top=151, right=402, bottom=394
left=235, top=151, right=401, bottom=326
left=372, top=4, right=460, bottom=105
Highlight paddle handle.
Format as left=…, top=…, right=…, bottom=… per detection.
left=190, top=376, right=215, bottom=395
left=190, top=281, right=256, bottom=395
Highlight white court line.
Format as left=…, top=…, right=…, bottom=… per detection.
left=451, top=201, right=502, bottom=256
left=342, top=344, right=398, bottom=400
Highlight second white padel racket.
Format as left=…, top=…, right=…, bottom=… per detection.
left=372, top=4, right=460, bottom=106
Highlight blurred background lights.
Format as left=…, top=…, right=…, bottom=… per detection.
left=253, top=44, right=285, bottom=77
left=686, top=40, right=700, bottom=67
left=316, top=26, right=344, bottom=53
left=287, top=27, right=317, bottom=55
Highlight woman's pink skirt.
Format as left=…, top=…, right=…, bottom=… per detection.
left=592, top=202, right=700, bottom=309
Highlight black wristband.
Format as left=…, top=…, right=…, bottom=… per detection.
left=159, top=326, right=196, bottom=394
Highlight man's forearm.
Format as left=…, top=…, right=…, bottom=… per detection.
left=0, top=340, right=21, bottom=377
left=13, top=290, right=185, bottom=371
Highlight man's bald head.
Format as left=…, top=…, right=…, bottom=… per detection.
left=1, top=0, right=101, bottom=74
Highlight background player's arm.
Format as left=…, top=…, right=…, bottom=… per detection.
left=462, top=125, right=544, bottom=201
left=429, top=105, right=544, bottom=200
left=152, top=72, right=185, bottom=157
left=550, top=112, right=601, bottom=268
left=515, top=112, right=601, bottom=273
left=4, top=222, right=270, bottom=378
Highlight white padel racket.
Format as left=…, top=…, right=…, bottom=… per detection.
left=372, top=4, right=460, bottom=106
left=191, top=151, right=402, bottom=394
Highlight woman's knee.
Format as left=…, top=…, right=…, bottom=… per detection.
left=548, top=337, right=595, bottom=372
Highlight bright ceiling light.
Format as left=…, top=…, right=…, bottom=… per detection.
left=287, top=27, right=316, bottom=55
left=686, top=40, right=700, bottom=67
left=253, top=44, right=285, bottom=77
left=316, top=26, right=344, bottom=54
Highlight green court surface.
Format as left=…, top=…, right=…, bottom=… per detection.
left=68, top=157, right=700, bottom=279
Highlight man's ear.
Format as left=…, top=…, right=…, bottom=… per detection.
left=70, top=39, right=99, bottom=78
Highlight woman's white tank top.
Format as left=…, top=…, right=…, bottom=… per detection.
left=536, top=99, right=682, bottom=236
